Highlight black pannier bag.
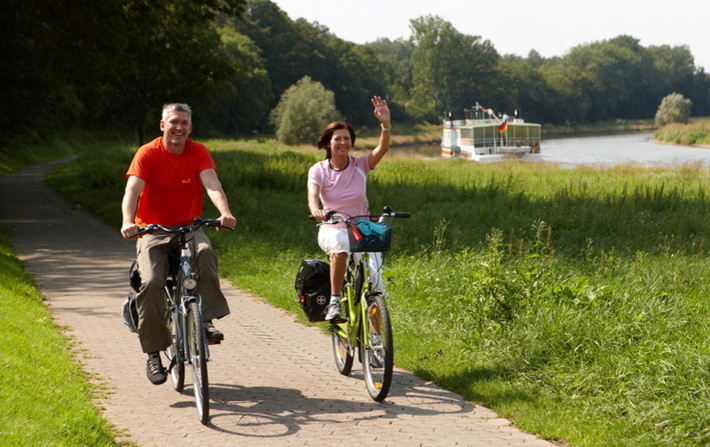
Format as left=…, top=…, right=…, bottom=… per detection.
left=294, top=259, right=331, bottom=322
left=122, top=261, right=141, bottom=333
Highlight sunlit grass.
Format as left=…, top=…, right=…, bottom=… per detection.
left=0, top=232, right=117, bottom=446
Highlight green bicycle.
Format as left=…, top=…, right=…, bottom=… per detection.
left=314, top=206, right=410, bottom=402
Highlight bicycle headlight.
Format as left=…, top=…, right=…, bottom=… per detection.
left=183, top=278, right=198, bottom=290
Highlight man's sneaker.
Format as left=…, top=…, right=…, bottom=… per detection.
left=204, top=320, right=224, bottom=344
left=146, top=352, right=167, bottom=385
left=325, top=302, right=341, bottom=321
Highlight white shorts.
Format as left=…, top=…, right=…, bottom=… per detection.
left=317, top=224, right=385, bottom=294
left=317, top=224, right=349, bottom=255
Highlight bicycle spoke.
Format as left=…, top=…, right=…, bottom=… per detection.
left=363, top=293, right=393, bottom=402
left=165, top=287, right=184, bottom=392
left=187, top=301, right=209, bottom=424
left=167, top=310, right=185, bottom=391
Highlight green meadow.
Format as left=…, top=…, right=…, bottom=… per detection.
left=4, top=124, right=710, bottom=446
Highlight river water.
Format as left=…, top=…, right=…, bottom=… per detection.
left=410, top=132, right=710, bottom=168
left=541, top=132, right=710, bottom=168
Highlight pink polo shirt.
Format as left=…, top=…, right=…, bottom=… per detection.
left=307, top=154, right=372, bottom=219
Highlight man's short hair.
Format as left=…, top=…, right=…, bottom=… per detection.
left=162, top=103, right=192, bottom=123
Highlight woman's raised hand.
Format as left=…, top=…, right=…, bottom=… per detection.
left=371, top=96, right=390, bottom=124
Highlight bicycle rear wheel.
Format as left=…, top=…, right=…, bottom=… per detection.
left=166, top=304, right=185, bottom=392
left=362, top=293, right=393, bottom=402
left=187, top=300, right=209, bottom=424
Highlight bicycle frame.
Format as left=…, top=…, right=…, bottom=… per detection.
left=330, top=252, right=373, bottom=352
left=135, top=218, right=229, bottom=424
left=315, top=207, right=410, bottom=402
left=167, top=243, right=210, bottom=372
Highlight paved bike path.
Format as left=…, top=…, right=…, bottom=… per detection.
left=0, top=159, right=557, bottom=447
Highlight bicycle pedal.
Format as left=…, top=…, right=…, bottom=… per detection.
left=207, top=339, right=221, bottom=345
left=330, top=317, right=348, bottom=324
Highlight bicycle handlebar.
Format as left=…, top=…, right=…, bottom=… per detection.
left=135, top=218, right=233, bottom=237
left=308, top=206, right=412, bottom=223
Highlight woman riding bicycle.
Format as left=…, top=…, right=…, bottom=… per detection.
left=307, top=96, right=391, bottom=321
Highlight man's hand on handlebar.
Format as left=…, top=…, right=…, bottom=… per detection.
left=121, top=223, right=141, bottom=240
left=217, top=214, right=236, bottom=231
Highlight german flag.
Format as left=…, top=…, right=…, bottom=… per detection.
left=497, top=121, right=508, bottom=133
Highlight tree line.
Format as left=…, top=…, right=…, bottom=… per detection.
left=3, top=0, right=709, bottom=147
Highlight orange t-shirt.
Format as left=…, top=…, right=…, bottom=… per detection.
left=126, top=137, right=216, bottom=226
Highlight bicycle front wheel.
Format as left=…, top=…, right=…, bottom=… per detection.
left=331, top=326, right=354, bottom=375
left=362, top=293, right=393, bottom=402
left=187, top=300, right=209, bottom=424
left=166, top=303, right=185, bottom=392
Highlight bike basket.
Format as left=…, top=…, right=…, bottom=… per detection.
left=294, top=259, right=331, bottom=322
left=347, top=219, right=391, bottom=252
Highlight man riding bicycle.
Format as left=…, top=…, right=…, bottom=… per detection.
left=120, top=103, right=236, bottom=385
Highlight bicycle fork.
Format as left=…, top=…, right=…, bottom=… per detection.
left=178, top=247, right=211, bottom=364
left=179, top=295, right=212, bottom=364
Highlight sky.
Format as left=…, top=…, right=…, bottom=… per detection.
left=270, top=0, right=709, bottom=71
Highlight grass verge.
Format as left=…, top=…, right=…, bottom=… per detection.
left=0, top=231, right=118, bottom=446
left=654, top=118, right=710, bottom=146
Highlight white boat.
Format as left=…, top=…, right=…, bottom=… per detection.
left=442, top=102, right=542, bottom=162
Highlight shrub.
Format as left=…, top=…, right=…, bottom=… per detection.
left=655, top=93, right=692, bottom=127
left=269, top=76, right=341, bottom=145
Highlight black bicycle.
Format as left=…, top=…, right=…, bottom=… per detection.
left=135, top=218, right=230, bottom=424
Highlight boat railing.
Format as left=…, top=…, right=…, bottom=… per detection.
left=445, top=118, right=528, bottom=128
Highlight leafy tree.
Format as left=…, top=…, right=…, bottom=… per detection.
left=655, top=93, right=692, bottom=126
left=539, top=64, right=592, bottom=124
left=688, top=68, right=710, bottom=116
left=4, top=0, right=710, bottom=144
left=409, top=15, right=499, bottom=121
left=648, top=44, right=697, bottom=97
left=525, top=49, right=546, bottom=67
left=563, top=36, right=646, bottom=121
left=327, top=42, right=389, bottom=125
left=112, top=0, right=248, bottom=144
left=229, top=0, right=314, bottom=106
left=270, top=76, right=341, bottom=145
left=231, top=0, right=388, bottom=128
left=495, top=61, right=553, bottom=124
left=368, top=38, right=415, bottom=122
left=1, top=1, right=126, bottom=141
left=1, top=0, right=248, bottom=146
left=201, top=27, right=273, bottom=136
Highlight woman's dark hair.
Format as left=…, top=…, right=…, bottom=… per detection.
left=316, top=121, right=356, bottom=159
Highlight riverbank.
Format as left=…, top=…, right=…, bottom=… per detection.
left=654, top=118, right=710, bottom=146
